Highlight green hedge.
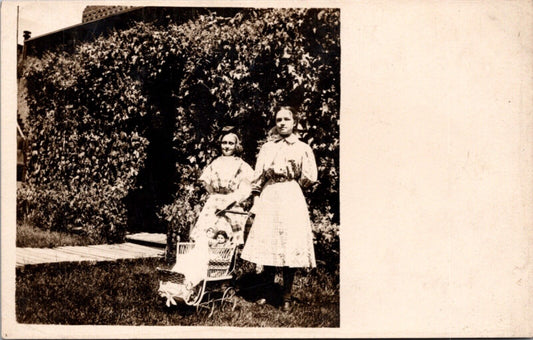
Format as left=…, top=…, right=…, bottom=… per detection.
left=21, top=9, right=339, bottom=260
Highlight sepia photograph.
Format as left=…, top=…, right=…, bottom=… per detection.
left=11, top=2, right=340, bottom=330
left=3, top=0, right=533, bottom=338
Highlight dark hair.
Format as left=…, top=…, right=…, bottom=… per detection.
left=275, top=106, right=300, bottom=127
left=215, top=230, right=228, bottom=240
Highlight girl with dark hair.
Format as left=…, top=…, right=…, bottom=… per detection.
left=212, top=230, right=229, bottom=248
left=241, top=106, right=318, bottom=312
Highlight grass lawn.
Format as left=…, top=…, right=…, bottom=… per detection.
left=16, top=223, right=103, bottom=248
left=16, top=258, right=339, bottom=327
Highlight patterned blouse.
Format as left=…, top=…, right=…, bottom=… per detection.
left=199, top=155, right=254, bottom=203
left=252, top=133, right=317, bottom=191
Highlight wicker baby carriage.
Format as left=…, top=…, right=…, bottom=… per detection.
left=157, top=242, right=238, bottom=317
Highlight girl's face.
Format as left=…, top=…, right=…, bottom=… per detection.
left=275, top=109, right=295, bottom=137
left=206, top=229, right=215, bottom=238
left=221, top=134, right=236, bottom=156
left=216, top=234, right=226, bottom=244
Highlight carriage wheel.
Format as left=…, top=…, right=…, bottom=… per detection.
left=221, top=287, right=237, bottom=312
left=207, top=301, right=216, bottom=318
left=189, top=280, right=207, bottom=307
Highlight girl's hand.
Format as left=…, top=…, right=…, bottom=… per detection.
left=298, top=177, right=312, bottom=188
left=216, top=199, right=235, bottom=211
left=215, top=200, right=227, bottom=211
left=299, top=177, right=318, bottom=190
left=204, top=183, right=215, bottom=195
left=250, top=195, right=260, bottom=214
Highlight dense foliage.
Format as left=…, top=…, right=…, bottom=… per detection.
left=20, top=8, right=339, bottom=259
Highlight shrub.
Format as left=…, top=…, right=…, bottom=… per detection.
left=311, top=209, right=339, bottom=273
left=17, top=183, right=71, bottom=232
left=164, top=9, right=340, bottom=219
left=21, top=24, right=155, bottom=241
left=157, top=172, right=206, bottom=261
left=156, top=9, right=340, bottom=261
left=20, top=8, right=339, bottom=251
left=17, top=181, right=129, bottom=243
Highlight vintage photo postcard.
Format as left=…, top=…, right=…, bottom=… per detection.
left=2, top=0, right=532, bottom=338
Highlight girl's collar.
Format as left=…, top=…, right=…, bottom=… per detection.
left=270, top=133, right=299, bottom=144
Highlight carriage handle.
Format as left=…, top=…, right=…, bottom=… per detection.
left=214, top=209, right=250, bottom=216
left=215, top=201, right=252, bottom=216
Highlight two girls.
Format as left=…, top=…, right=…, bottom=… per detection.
left=176, top=106, right=318, bottom=312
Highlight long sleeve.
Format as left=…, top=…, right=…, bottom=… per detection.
left=233, top=160, right=254, bottom=203
left=198, top=163, right=216, bottom=194
left=298, top=143, right=318, bottom=189
left=251, top=144, right=268, bottom=193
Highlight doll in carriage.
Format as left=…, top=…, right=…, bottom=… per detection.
left=157, top=129, right=253, bottom=314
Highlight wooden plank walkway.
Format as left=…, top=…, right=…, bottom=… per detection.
left=125, top=232, right=166, bottom=248
left=16, top=242, right=165, bottom=267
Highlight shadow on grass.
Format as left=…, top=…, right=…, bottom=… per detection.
left=16, top=258, right=339, bottom=327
